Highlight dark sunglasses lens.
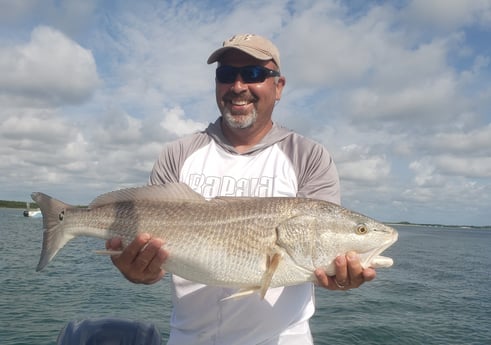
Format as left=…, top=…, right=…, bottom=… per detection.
left=241, top=66, right=267, bottom=83
left=216, top=66, right=269, bottom=83
left=216, top=66, right=238, bottom=83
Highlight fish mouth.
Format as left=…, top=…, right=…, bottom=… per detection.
left=361, top=230, right=399, bottom=269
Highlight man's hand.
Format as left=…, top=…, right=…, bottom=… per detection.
left=315, top=251, right=376, bottom=291
left=106, top=233, right=167, bottom=284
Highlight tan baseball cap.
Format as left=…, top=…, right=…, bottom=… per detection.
left=207, top=34, right=281, bottom=69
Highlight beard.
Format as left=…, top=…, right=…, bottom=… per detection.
left=221, top=107, right=257, bottom=129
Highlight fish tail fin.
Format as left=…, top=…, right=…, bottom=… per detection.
left=31, top=192, right=75, bottom=271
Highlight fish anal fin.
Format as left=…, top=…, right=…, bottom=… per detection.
left=221, top=288, right=260, bottom=301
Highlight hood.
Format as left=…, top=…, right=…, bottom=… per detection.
left=205, top=117, right=293, bottom=155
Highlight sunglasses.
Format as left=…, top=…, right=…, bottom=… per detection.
left=216, top=65, right=281, bottom=84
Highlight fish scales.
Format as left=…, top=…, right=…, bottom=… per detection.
left=32, top=183, right=398, bottom=297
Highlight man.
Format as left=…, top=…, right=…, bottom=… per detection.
left=107, top=33, right=376, bottom=344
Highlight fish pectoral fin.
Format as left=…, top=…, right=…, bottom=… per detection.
left=221, top=288, right=260, bottom=301
left=222, top=252, right=283, bottom=302
left=259, top=252, right=282, bottom=299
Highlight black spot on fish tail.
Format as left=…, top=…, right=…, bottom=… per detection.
left=31, top=192, right=75, bottom=271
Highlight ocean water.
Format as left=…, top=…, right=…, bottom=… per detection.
left=1, top=207, right=490, bottom=345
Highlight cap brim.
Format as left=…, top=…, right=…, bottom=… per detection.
left=207, top=46, right=273, bottom=64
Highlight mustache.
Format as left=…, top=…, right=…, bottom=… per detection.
left=222, top=92, right=258, bottom=103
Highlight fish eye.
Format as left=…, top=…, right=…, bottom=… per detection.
left=356, top=223, right=368, bottom=235
left=59, top=210, right=65, bottom=221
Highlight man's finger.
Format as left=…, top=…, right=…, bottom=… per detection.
left=133, top=238, right=164, bottom=271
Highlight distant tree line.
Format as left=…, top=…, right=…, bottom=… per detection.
left=0, top=200, right=38, bottom=208
left=0, top=200, right=87, bottom=209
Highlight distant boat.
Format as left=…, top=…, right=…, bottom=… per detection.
left=23, top=202, right=41, bottom=218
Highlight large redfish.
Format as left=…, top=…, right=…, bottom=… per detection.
left=32, top=183, right=397, bottom=297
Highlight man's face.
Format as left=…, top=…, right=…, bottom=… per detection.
left=215, top=50, right=285, bottom=130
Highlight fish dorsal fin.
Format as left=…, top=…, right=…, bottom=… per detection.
left=213, top=196, right=257, bottom=202
left=89, top=183, right=205, bottom=208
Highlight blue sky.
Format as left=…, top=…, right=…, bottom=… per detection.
left=0, top=0, right=490, bottom=226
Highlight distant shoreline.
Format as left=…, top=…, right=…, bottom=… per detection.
left=0, top=200, right=38, bottom=209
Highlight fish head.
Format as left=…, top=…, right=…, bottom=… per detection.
left=312, top=207, right=398, bottom=275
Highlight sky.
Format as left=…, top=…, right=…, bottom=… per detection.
left=0, top=0, right=490, bottom=226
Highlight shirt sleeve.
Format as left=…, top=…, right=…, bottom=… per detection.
left=296, top=143, right=341, bottom=205
left=149, top=143, right=181, bottom=185
left=278, top=133, right=341, bottom=205
left=149, top=131, right=211, bottom=186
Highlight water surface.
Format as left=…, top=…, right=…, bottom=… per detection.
left=1, top=208, right=489, bottom=344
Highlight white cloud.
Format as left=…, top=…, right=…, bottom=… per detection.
left=0, top=26, right=100, bottom=107
left=0, top=108, right=73, bottom=144
left=428, top=124, right=491, bottom=154
left=436, top=155, right=491, bottom=178
left=349, top=75, right=458, bottom=122
left=335, top=144, right=391, bottom=183
left=279, top=1, right=375, bottom=87
left=160, top=107, right=206, bottom=137
left=409, top=160, right=445, bottom=187
left=338, top=156, right=391, bottom=182
left=92, top=108, right=143, bottom=146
